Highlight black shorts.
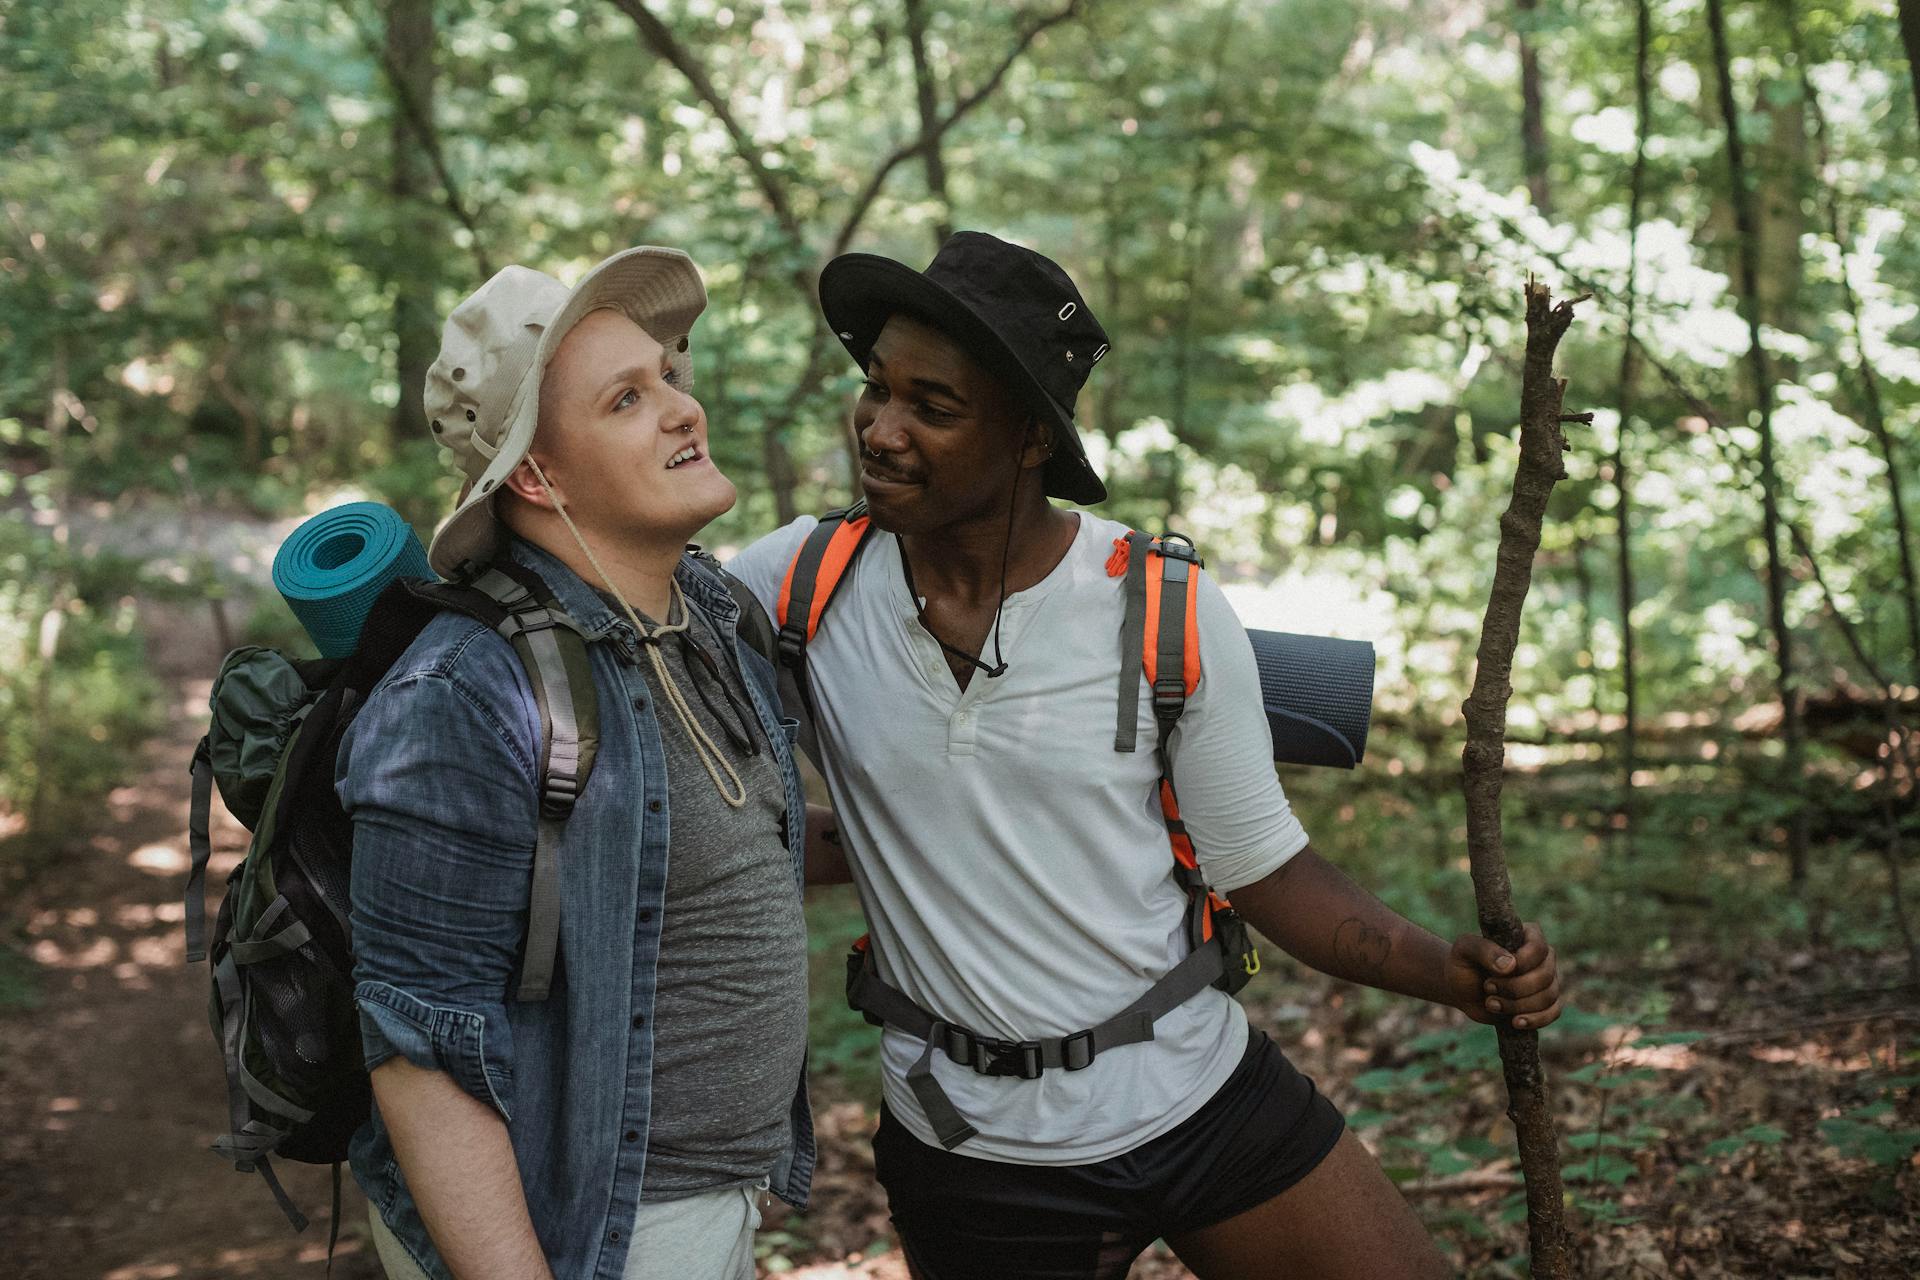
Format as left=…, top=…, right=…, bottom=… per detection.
left=872, top=1025, right=1346, bottom=1280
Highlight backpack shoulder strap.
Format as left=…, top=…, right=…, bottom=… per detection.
left=774, top=502, right=874, bottom=706
left=686, top=545, right=777, bottom=665
left=461, top=564, right=599, bottom=1003
left=1110, top=531, right=1202, bottom=753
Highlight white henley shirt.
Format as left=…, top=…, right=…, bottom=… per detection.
left=729, top=511, right=1309, bottom=1163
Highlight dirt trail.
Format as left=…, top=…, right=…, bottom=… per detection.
left=0, top=600, right=383, bottom=1280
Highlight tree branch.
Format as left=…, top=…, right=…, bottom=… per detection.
left=606, top=0, right=806, bottom=242
left=903, top=0, right=953, bottom=249
left=343, top=0, right=493, bottom=280
left=828, top=0, right=1084, bottom=259
left=1459, top=279, right=1584, bottom=1280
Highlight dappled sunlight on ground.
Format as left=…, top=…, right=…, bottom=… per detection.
left=1, top=679, right=384, bottom=1279
left=129, top=842, right=192, bottom=875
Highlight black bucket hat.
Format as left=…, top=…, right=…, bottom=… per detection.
left=819, top=231, right=1111, bottom=505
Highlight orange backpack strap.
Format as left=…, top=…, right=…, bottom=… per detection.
left=774, top=502, right=873, bottom=722
left=775, top=501, right=873, bottom=677
left=1107, top=529, right=1260, bottom=993
left=1111, top=531, right=1201, bottom=752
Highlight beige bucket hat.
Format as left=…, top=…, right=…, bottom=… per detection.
left=423, top=246, right=708, bottom=577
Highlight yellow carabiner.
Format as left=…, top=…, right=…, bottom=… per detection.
left=1243, top=948, right=1262, bottom=977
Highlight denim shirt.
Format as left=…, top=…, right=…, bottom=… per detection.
left=336, top=536, right=814, bottom=1280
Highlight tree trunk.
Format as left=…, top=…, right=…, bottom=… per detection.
left=26, top=336, right=74, bottom=838
left=1900, top=0, right=1920, bottom=135
left=385, top=0, right=440, bottom=452
left=1516, top=0, right=1551, bottom=215
left=1573, top=539, right=1601, bottom=721
left=1781, top=0, right=1920, bottom=687
left=1170, top=10, right=1238, bottom=475
left=1706, top=0, right=1810, bottom=883
left=903, top=0, right=953, bottom=248
left=1614, top=0, right=1653, bottom=855
left=1461, top=281, right=1585, bottom=1280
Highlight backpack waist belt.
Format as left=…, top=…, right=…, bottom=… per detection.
left=845, top=933, right=1229, bottom=1150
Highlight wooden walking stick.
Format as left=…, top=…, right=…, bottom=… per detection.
left=1460, top=279, right=1590, bottom=1280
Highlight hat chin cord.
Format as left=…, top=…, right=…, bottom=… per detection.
left=525, top=455, right=748, bottom=808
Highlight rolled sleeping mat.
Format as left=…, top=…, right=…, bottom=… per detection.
left=1246, top=629, right=1374, bottom=769
left=272, top=502, right=434, bottom=658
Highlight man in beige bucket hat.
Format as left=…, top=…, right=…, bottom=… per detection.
left=337, top=247, right=826, bottom=1280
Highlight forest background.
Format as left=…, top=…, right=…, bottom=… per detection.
left=3, top=0, right=1919, bottom=1276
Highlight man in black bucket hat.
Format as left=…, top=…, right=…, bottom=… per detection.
left=730, top=231, right=1563, bottom=1279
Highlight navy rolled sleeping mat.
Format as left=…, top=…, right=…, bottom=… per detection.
left=1246, top=630, right=1374, bottom=769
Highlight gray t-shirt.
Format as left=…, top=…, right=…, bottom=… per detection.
left=605, top=595, right=808, bottom=1201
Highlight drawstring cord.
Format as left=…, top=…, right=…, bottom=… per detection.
left=526, top=457, right=748, bottom=808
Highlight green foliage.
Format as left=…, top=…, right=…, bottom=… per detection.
left=1819, top=1102, right=1920, bottom=1168
left=0, top=941, right=43, bottom=1012
left=803, top=884, right=882, bottom=1101
left=0, top=522, right=160, bottom=871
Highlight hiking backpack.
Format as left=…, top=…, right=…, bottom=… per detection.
left=184, top=553, right=772, bottom=1242
left=183, top=562, right=601, bottom=1242
left=773, top=503, right=1262, bottom=1149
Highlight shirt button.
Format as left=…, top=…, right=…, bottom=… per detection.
left=648, top=799, right=662, bottom=813
left=608, top=1230, right=621, bottom=1243
left=624, top=1129, right=639, bottom=1143
left=638, top=910, right=653, bottom=923
left=632, top=1014, right=646, bottom=1029
left=633, top=696, right=647, bottom=712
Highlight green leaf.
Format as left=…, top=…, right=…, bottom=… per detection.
left=1818, top=1117, right=1920, bottom=1167
left=1354, top=1066, right=1426, bottom=1093
left=1567, top=1130, right=1635, bottom=1151
left=1563, top=1153, right=1636, bottom=1186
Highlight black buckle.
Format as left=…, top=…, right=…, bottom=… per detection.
left=1060, top=1030, right=1095, bottom=1071
left=1156, top=533, right=1200, bottom=564
left=1152, top=675, right=1187, bottom=722
left=940, top=1023, right=976, bottom=1065
left=978, top=1036, right=1043, bottom=1080
left=775, top=622, right=807, bottom=669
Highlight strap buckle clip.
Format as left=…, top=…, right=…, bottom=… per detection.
left=1152, top=674, right=1188, bottom=722
left=1060, top=1029, right=1096, bottom=1071
left=1155, top=532, right=1200, bottom=564
left=944, top=1026, right=1042, bottom=1079
left=775, top=622, right=807, bottom=669
left=978, top=1036, right=1043, bottom=1080
left=540, top=771, right=579, bottom=819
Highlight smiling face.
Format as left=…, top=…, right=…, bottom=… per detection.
left=853, top=313, right=1047, bottom=536
left=508, top=307, right=735, bottom=550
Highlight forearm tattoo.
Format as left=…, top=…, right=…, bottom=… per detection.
left=1333, top=918, right=1393, bottom=985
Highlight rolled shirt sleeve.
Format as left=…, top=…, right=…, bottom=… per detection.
left=1166, top=571, right=1311, bottom=895
left=336, top=658, right=540, bottom=1121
